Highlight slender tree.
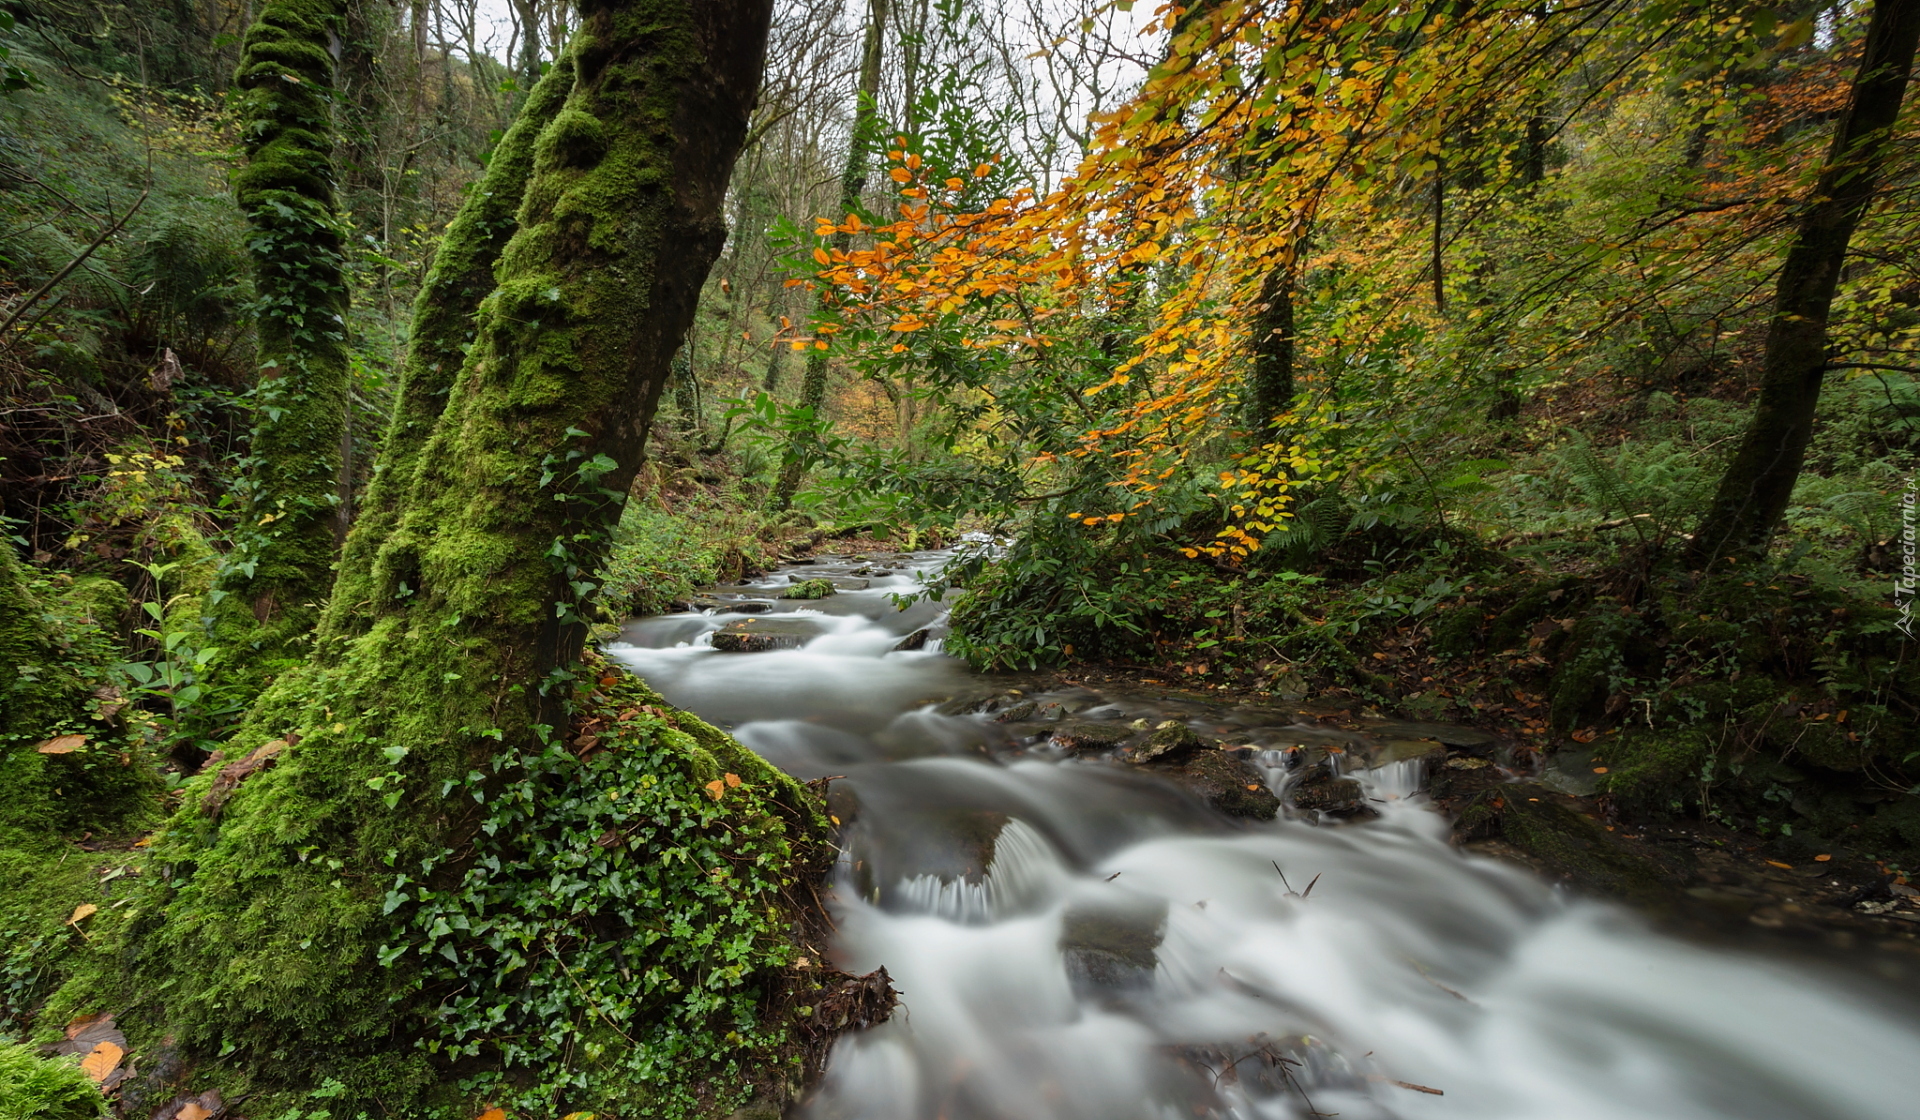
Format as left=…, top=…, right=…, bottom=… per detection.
left=1689, top=0, right=1920, bottom=566
left=210, top=0, right=352, bottom=674
left=772, top=0, right=890, bottom=510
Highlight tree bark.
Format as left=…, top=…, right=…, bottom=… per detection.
left=210, top=0, right=351, bottom=677
left=1689, top=0, right=1920, bottom=567
left=771, top=0, right=889, bottom=510
left=1245, top=261, right=1296, bottom=442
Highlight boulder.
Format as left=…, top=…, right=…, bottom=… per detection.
left=1050, top=721, right=1132, bottom=754
left=709, top=618, right=821, bottom=652
left=892, top=628, right=930, bottom=652
left=1148, top=749, right=1280, bottom=820
left=1128, top=722, right=1207, bottom=764
left=783, top=578, right=837, bottom=600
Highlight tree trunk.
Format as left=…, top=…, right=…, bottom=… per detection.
left=771, top=0, right=888, bottom=510
left=1688, top=0, right=1920, bottom=567
left=1245, top=261, right=1296, bottom=442
left=210, top=0, right=351, bottom=676
left=88, top=5, right=828, bottom=1111
left=317, top=54, right=574, bottom=650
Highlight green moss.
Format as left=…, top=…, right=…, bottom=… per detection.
left=782, top=578, right=836, bottom=600
left=1596, top=729, right=1714, bottom=813
left=319, top=55, right=577, bottom=651
left=1547, top=607, right=1642, bottom=729
left=0, top=1042, right=104, bottom=1120
left=1457, top=785, right=1678, bottom=909
left=211, top=0, right=353, bottom=685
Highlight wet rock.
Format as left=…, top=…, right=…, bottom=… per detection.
left=783, top=577, right=837, bottom=600
left=1061, top=899, right=1168, bottom=996
left=1370, top=738, right=1445, bottom=766
left=1454, top=783, right=1684, bottom=911
left=936, top=694, right=995, bottom=716
left=892, top=628, right=930, bottom=652
left=1128, top=722, right=1208, bottom=764
left=1289, top=777, right=1368, bottom=816
left=834, top=578, right=872, bottom=591
left=728, top=599, right=775, bottom=614
left=1050, top=720, right=1132, bottom=754
left=710, top=618, right=821, bottom=652
left=1365, top=719, right=1498, bottom=753
left=992, top=699, right=1038, bottom=722
left=1151, top=749, right=1281, bottom=820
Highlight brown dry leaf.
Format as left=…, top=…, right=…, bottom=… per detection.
left=132, top=835, right=154, bottom=848
left=1591, top=766, right=1609, bottom=774
left=1814, top=853, right=1833, bottom=862
left=704, top=780, right=725, bottom=800
left=69, top=903, right=98, bottom=925
left=1570, top=728, right=1596, bottom=743
left=724, top=773, right=742, bottom=788
left=176, top=1104, right=212, bottom=1120
left=36, top=734, right=87, bottom=754
left=1765, top=860, right=1793, bottom=870
left=477, top=1109, right=507, bottom=1120
left=79, top=1040, right=122, bottom=1082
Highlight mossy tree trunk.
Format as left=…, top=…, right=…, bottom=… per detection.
left=771, top=0, right=888, bottom=511
left=317, top=55, right=575, bottom=651
left=1244, top=261, right=1296, bottom=443
left=212, top=0, right=352, bottom=672
left=1688, top=0, right=1920, bottom=566
left=72, top=3, right=819, bottom=1112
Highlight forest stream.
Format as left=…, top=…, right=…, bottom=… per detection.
left=607, top=549, right=1920, bottom=1120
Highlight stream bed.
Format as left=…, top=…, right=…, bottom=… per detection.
left=608, top=549, right=1920, bottom=1120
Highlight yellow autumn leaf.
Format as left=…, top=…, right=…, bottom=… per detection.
left=69, top=903, right=98, bottom=925
left=80, top=1041, right=123, bottom=1082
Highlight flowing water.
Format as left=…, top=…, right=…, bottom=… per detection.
left=608, top=550, right=1920, bottom=1120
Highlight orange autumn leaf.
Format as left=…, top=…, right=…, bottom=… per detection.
left=80, top=1041, right=122, bottom=1082
left=704, top=780, right=725, bottom=800
left=888, top=167, right=912, bottom=183
left=724, top=773, right=742, bottom=788
left=477, top=1109, right=507, bottom=1120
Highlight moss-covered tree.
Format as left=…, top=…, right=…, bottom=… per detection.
left=211, top=0, right=352, bottom=676
left=318, top=54, right=575, bottom=648
left=52, top=3, right=834, bottom=1115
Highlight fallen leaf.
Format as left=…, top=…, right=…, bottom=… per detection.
left=1591, top=766, right=1609, bottom=774
left=132, top=836, right=154, bottom=848
left=1570, top=728, right=1596, bottom=743
left=724, top=772, right=742, bottom=788
left=1765, top=860, right=1793, bottom=870
left=79, top=1040, right=122, bottom=1082
left=1814, top=854, right=1832, bottom=862
left=704, top=780, right=725, bottom=800
left=561, top=1113, right=597, bottom=1120
left=69, top=903, right=98, bottom=925
left=36, top=734, right=87, bottom=754
left=477, top=1109, right=507, bottom=1120
left=176, top=1104, right=212, bottom=1120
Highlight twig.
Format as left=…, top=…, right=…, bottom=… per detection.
left=0, top=189, right=149, bottom=344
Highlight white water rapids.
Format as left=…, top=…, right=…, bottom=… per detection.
left=607, top=551, right=1920, bottom=1120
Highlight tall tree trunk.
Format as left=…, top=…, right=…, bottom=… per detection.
left=317, top=54, right=574, bottom=650
left=210, top=0, right=351, bottom=677
left=771, top=0, right=888, bottom=510
left=1245, top=261, right=1296, bottom=442
left=1689, top=0, right=1920, bottom=567
left=93, top=5, right=821, bottom=1110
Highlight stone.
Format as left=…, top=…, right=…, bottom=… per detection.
left=1128, top=723, right=1208, bottom=764
left=709, top=618, right=821, bottom=652
left=1050, top=720, right=1133, bottom=754
left=1289, top=777, right=1368, bottom=816
left=1149, top=750, right=1281, bottom=820
left=892, top=628, right=930, bottom=652
left=782, top=578, right=837, bottom=600
left=1060, top=900, right=1167, bottom=996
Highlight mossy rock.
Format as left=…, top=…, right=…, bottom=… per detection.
left=1049, top=721, right=1132, bottom=754
left=782, top=578, right=836, bottom=600
left=1595, top=728, right=1713, bottom=814
left=1547, top=607, right=1645, bottom=729
left=1455, top=784, right=1680, bottom=910
left=1485, top=576, right=1583, bottom=651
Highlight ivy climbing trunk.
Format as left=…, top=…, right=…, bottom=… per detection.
left=212, top=0, right=351, bottom=674
left=771, top=0, right=888, bottom=510
left=317, top=54, right=575, bottom=650
left=1688, top=0, right=1920, bottom=566
left=71, top=5, right=834, bottom=1114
